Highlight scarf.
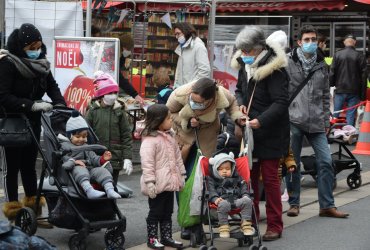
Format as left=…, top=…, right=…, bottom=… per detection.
left=296, top=47, right=317, bottom=77
left=0, top=49, right=50, bottom=78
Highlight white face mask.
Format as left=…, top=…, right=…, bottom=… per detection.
left=103, top=94, right=118, bottom=106
left=178, top=35, right=186, bottom=45
left=122, top=49, right=131, bottom=57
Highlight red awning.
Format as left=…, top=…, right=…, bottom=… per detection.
left=137, top=1, right=345, bottom=13
left=81, top=1, right=124, bottom=10
left=353, top=0, right=370, bottom=4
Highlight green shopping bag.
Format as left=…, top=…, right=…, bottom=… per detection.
left=177, top=150, right=201, bottom=228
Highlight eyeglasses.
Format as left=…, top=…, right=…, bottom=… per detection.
left=302, top=37, right=317, bottom=43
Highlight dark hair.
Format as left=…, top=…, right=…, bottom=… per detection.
left=142, top=104, right=169, bottom=136
left=191, top=78, right=218, bottom=100
left=298, top=25, right=317, bottom=40
left=317, top=33, right=327, bottom=43
left=173, top=22, right=197, bottom=41
left=119, top=33, right=134, bottom=51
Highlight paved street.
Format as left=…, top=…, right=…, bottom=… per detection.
left=0, top=144, right=370, bottom=250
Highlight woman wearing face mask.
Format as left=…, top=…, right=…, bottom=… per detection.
left=173, top=23, right=211, bottom=88
left=232, top=26, right=290, bottom=241
left=0, top=23, right=66, bottom=222
left=85, top=71, right=133, bottom=184
left=118, top=33, right=144, bottom=106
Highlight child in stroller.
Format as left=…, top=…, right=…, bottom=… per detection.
left=60, top=110, right=121, bottom=199
left=208, top=152, right=255, bottom=238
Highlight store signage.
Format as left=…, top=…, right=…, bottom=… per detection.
left=54, top=37, right=119, bottom=115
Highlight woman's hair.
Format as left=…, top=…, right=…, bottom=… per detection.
left=142, top=104, right=169, bottom=136
left=119, top=33, right=134, bottom=51
left=235, top=25, right=266, bottom=52
left=173, top=22, right=197, bottom=41
left=152, top=67, right=171, bottom=87
left=191, top=78, right=218, bottom=100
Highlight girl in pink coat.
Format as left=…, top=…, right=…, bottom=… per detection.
left=140, top=104, right=186, bottom=250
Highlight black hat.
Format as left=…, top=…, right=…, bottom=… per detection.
left=18, top=23, right=42, bottom=47
left=344, top=34, right=356, bottom=41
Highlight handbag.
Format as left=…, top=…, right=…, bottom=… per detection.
left=0, top=113, right=33, bottom=147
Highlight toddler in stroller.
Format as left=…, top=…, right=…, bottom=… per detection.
left=60, top=110, right=121, bottom=199
left=208, top=152, right=255, bottom=238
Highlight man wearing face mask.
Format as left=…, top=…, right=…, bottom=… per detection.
left=173, top=23, right=211, bottom=88
left=118, top=34, right=144, bottom=106
left=286, top=25, right=349, bottom=219
left=232, top=26, right=290, bottom=241
left=85, top=72, right=133, bottom=184
left=0, top=23, right=66, bottom=222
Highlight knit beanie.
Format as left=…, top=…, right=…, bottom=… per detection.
left=93, top=71, right=119, bottom=98
left=209, top=152, right=235, bottom=179
left=266, top=30, right=287, bottom=49
left=66, top=110, right=89, bottom=138
left=18, top=23, right=42, bottom=47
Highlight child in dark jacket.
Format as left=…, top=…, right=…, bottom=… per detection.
left=208, top=152, right=254, bottom=238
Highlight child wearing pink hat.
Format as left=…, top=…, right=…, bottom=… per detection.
left=85, top=71, right=133, bottom=183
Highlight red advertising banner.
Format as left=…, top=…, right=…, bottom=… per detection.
left=55, top=41, right=82, bottom=69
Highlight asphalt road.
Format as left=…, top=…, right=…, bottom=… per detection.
left=0, top=143, right=369, bottom=249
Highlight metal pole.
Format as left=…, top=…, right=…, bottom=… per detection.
left=209, top=0, right=216, bottom=78
left=86, top=0, right=92, bottom=37
left=0, top=0, right=5, bottom=48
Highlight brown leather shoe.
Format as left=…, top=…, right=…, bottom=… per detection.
left=319, top=208, right=349, bottom=218
left=287, top=205, right=300, bottom=217
left=262, top=231, right=281, bottom=241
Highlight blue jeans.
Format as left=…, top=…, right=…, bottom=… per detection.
left=333, top=93, right=360, bottom=126
left=285, top=124, right=335, bottom=209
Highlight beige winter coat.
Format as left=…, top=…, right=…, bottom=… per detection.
left=166, top=83, right=243, bottom=158
left=140, top=130, right=186, bottom=196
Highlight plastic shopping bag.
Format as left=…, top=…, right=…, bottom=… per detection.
left=189, top=155, right=205, bottom=216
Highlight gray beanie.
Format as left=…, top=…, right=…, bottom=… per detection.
left=209, top=152, right=235, bottom=179
left=66, top=110, right=89, bottom=138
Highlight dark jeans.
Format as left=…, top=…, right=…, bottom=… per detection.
left=148, top=191, right=174, bottom=222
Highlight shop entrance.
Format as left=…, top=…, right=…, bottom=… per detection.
left=302, top=21, right=366, bottom=57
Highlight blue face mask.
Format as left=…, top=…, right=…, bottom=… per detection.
left=26, top=49, right=41, bottom=60
left=189, top=96, right=205, bottom=110
left=241, top=55, right=255, bottom=65
left=301, top=42, right=317, bottom=55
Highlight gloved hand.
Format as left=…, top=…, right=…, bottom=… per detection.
left=146, top=182, right=156, bottom=199
left=31, top=102, right=53, bottom=112
left=123, top=159, right=133, bottom=175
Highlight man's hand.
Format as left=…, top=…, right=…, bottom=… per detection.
left=248, top=119, right=261, bottom=129
left=103, top=151, right=112, bottom=161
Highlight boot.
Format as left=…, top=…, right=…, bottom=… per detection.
left=2, top=201, right=23, bottom=221
left=147, top=219, right=164, bottom=250
left=219, top=224, right=230, bottom=238
left=160, top=220, right=183, bottom=248
left=22, top=196, right=53, bottom=228
left=241, top=220, right=255, bottom=236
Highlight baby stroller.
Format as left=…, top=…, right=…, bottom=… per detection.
left=300, top=118, right=362, bottom=189
left=14, top=107, right=126, bottom=250
left=197, top=154, right=266, bottom=250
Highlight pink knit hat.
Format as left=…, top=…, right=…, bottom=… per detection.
left=93, top=71, right=119, bottom=98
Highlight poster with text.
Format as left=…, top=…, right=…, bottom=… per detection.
left=54, top=37, right=120, bottom=115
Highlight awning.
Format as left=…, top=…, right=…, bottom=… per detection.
left=81, top=1, right=124, bottom=10
left=353, top=0, right=370, bottom=4
left=137, top=1, right=346, bottom=12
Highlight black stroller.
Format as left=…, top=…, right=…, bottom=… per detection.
left=300, top=119, right=362, bottom=190
left=14, top=107, right=126, bottom=250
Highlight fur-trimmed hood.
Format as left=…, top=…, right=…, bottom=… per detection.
left=230, top=40, right=288, bottom=82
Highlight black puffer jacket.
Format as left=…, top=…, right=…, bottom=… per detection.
left=0, top=31, right=65, bottom=125
left=232, top=41, right=290, bottom=159
left=329, top=46, right=367, bottom=100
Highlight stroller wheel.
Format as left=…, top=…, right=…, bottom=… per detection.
left=68, top=233, right=87, bottom=250
left=347, top=173, right=362, bottom=189
left=207, top=246, right=217, bottom=250
left=104, top=226, right=125, bottom=249
left=259, top=245, right=268, bottom=250
left=15, top=207, right=37, bottom=236
left=199, top=245, right=208, bottom=250
left=249, top=244, right=259, bottom=250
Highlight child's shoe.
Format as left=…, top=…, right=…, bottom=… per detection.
left=219, top=224, right=230, bottom=238
left=147, top=238, right=165, bottom=250
left=241, top=220, right=255, bottom=236
left=159, top=220, right=183, bottom=248
left=147, top=219, right=164, bottom=249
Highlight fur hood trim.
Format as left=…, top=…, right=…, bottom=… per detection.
left=231, top=50, right=243, bottom=70
left=173, top=84, right=230, bottom=131
left=230, top=40, right=288, bottom=81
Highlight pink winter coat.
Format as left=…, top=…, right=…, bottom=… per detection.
left=140, top=130, right=186, bottom=196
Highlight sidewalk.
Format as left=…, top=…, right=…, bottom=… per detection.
left=128, top=171, right=370, bottom=250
